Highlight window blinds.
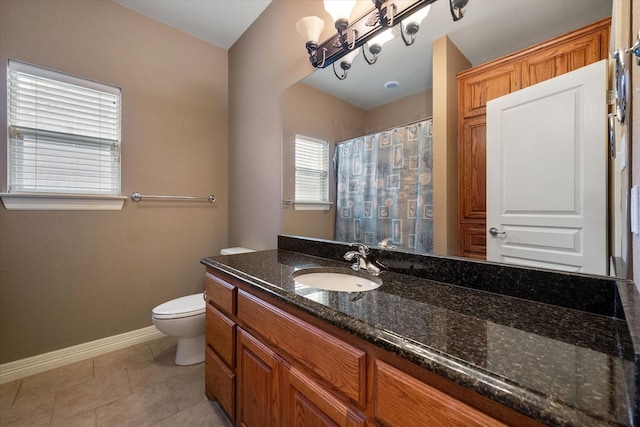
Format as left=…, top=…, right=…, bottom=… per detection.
left=7, top=60, right=121, bottom=194
left=295, top=135, right=329, bottom=203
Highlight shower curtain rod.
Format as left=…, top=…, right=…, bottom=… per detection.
left=335, top=116, right=432, bottom=146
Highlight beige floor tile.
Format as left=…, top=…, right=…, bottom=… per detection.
left=0, top=379, right=21, bottom=410
left=16, top=359, right=94, bottom=404
left=93, top=342, right=154, bottom=377
left=50, top=408, right=96, bottom=427
left=95, top=381, right=177, bottom=427
left=152, top=400, right=232, bottom=427
left=127, top=348, right=191, bottom=393
left=51, top=368, right=131, bottom=423
left=165, top=365, right=206, bottom=411
left=0, top=390, right=54, bottom=427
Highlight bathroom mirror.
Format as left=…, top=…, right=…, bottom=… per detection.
left=282, top=0, right=625, bottom=276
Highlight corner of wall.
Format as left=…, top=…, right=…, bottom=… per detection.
left=432, top=35, right=471, bottom=256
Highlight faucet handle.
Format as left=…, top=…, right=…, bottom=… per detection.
left=349, top=242, right=369, bottom=256
left=378, top=238, right=397, bottom=249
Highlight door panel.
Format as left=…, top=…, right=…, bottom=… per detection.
left=486, top=60, right=607, bottom=274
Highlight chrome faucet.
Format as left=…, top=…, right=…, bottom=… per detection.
left=378, top=237, right=397, bottom=249
left=343, top=243, right=384, bottom=276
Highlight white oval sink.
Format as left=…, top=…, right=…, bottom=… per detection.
left=292, top=268, right=382, bottom=292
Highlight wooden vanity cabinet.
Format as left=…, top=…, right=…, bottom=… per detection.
left=204, top=272, right=238, bottom=420
left=204, top=268, right=540, bottom=426
left=457, top=18, right=610, bottom=259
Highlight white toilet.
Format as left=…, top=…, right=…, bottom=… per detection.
left=152, top=247, right=255, bottom=365
left=152, top=293, right=206, bottom=365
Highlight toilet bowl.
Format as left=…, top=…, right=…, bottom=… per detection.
left=152, top=248, right=255, bottom=365
left=152, top=293, right=206, bottom=365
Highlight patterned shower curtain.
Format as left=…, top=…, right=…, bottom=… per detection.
left=334, top=119, right=434, bottom=254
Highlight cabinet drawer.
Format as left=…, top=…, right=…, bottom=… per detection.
left=205, top=272, right=236, bottom=315
left=373, top=360, right=506, bottom=427
left=206, top=304, right=236, bottom=368
left=205, top=346, right=235, bottom=421
left=237, top=290, right=367, bottom=406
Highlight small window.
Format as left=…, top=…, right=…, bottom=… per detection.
left=7, top=60, right=121, bottom=196
left=294, top=135, right=329, bottom=208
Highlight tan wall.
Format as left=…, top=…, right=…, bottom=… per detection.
left=282, top=83, right=366, bottom=240
left=432, top=36, right=471, bottom=256
left=228, top=0, right=374, bottom=250
left=0, top=0, right=228, bottom=363
left=365, top=89, right=433, bottom=134
left=632, top=0, right=640, bottom=282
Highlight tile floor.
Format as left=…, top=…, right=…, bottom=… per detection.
left=0, top=336, right=233, bottom=426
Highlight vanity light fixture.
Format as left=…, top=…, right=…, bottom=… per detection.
left=296, top=16, right=326, bottom=67
left=449, top=0, right=469, bottom=21
left=297, top=0, right=469, bottom=80
left=334, top=49, right=360, bottom=80
left=363, top=28, right=395, bottom=64
left=324, top=0, right=357, bottom=49
left=400, top=4, right=431, bottom=46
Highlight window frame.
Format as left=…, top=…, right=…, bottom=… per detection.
left=294, top=134, right=331, bottom=211
left=2, top=60, right=125, bottom=210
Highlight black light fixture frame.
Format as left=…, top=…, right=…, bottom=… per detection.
left=312, top=0, right=437, bottom=70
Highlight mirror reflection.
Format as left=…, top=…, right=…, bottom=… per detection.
left=282, top=0, right=619, bottom=274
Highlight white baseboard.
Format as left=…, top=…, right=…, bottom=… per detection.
left=0, top=326, right=166, bottom=384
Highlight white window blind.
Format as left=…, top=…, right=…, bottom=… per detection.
left=7, top=60, right=121, bottom=195
left=295, top=135, right=329, bottom=203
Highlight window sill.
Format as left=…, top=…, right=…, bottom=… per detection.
left=293, top=201, right=332, bottom=211
left=0, top=193, right=127, bottom=211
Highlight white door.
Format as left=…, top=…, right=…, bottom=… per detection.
left=486, top=60, right=607, bottom=274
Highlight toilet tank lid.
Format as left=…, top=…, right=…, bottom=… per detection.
left=220, top=247, right=255, bottom=255
left=152, top=293, right=205, bottom=317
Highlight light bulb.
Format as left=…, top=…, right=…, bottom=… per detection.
left=324, top=0, right=356, bottom=28
left=369, top=28, right=394, bottom=48
left=296, top=16, right=325, bottom=44
left=406, top=4, right=431, bottom=26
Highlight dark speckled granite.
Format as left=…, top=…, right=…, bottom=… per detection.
left=202, top=237, right=640, bottom=426
left=278, top=235, right=624, bottom=318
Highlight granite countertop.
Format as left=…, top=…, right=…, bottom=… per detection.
left=201, top=240, right=638, bottom=426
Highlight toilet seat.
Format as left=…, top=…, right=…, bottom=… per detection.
left=152, top=293, right=205, bottom=320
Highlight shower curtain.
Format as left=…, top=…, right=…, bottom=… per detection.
left=334, top=119, right=433, bottom=254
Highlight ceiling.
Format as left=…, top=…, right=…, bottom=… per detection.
left=112, top=0, right=613, bottom=109
left=114, top=0, right=272, bottom=50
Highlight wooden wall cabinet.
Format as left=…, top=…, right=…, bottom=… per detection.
left=457, top=19, right=610, bottom=259
left=205, top=268, right=539, bottom=426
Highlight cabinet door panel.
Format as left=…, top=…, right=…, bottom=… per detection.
left=459, top=115, right=487, bottom=221
left=459, top=223, right=486, bottom=259
left=521, top=28, right=607, bottom=87
left=459, top=63, right=520, bottom=118
left=373, top=361, right=506, bottom=427
left=237, top=328, right=281, bottom=427
left=283, top=365, right=366, bottom=427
